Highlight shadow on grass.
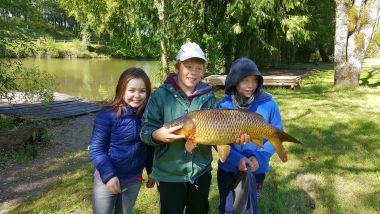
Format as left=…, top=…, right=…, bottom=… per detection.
left=282, top=118, right=380, bottom=213
left=360, top=191, right=380, bottom=211
left=208, top=171, right=316, bottom=214
left=360, top=68, right=380, bottom=87
left=207, top=116, right=380, bottom=213
left=4, top=151, right=93, bottom=213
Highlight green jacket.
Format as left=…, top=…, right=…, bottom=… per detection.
left=140, top=76, right=216, bottom=182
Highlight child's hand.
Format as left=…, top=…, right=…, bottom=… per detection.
left=146, top=177, right=155, bottom=188
left=106, top=176, right=121, bottom=194
left=238, top=157, right=253, bottom=172
left=235, top=133, right=250, bottom=144
left=238, top=156, right=258, bottom=172
left=152, top=125, right=185, bottom=143
left=248, top=156, right=259, bottom=172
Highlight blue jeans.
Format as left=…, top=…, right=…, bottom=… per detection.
left=92, top=177, right=141, bottom=214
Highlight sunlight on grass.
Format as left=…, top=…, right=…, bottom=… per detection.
left=7, top=61, right=380, bottom=213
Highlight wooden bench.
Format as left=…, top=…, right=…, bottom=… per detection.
left=203, top=75, right=301, bottom=89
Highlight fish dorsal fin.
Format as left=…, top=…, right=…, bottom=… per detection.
left=249, top=112, right=265, bottom=121
left=216, top=145, right=231, bottom=163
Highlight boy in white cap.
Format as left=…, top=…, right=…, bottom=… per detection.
left=141, top=42, right=214, bottom=214
left=141, top=42, right=248, bottom=213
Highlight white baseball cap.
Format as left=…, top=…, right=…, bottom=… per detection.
left=176, top=42, right=207, bottom=63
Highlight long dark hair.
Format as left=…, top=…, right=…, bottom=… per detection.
left=110, top=67, right=151, bottom=117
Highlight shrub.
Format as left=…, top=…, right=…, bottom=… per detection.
left=0, top=59, right=55, bottom=104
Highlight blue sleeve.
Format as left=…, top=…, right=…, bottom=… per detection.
left=248, top=140, right=275, bottom=167
left=249, top=101, right=283, bottom=168
left=225, top=146, right=246, bottom=167
left=89, top=110, right=117, bottom=184
left=269, top=101, right=283, bottom=131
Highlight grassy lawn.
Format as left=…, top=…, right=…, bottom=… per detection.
left=7, top=60, right=380, bottom=214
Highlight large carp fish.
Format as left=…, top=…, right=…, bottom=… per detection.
left=164, top=109, right=302, bottom=163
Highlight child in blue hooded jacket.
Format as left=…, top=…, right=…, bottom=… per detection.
left=217, top=57, right=284, bottom=213
left=89, top=68, right=155, bottom=214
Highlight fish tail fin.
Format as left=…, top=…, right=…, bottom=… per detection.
left=269, top=137, right=288, bottom=162
left=216, top=145, right=231, bottom=163
left=278, top=131, right=303, bottom=144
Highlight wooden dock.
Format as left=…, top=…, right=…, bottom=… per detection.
left=203, top=75, right=302, bottom=89
left=0, top=92, right=102, bottom=120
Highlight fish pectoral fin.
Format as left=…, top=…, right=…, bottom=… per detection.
left=216, top=145, right=231, bottom=163
left=252, top=138, right=264, bottom=148
left=185, top=138, right=197, bottom=153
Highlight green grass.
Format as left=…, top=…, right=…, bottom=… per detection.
left=6, top=60, right=380, bottom=213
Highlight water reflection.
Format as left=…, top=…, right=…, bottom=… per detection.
left=20, top=58, right=161, bottom=101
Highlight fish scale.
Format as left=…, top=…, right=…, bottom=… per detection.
left=164, top=109, right=303, bottom=162
left=191, top=110, right=275, bottom=144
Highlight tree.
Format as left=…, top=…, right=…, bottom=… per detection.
left=154, top=0, right=169, bottom=73
left=59, top=0, right=315, bottom=74
left=334, top=0, right=380, bottom=87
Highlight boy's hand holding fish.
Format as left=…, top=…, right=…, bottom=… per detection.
left=152, top=125, right=186, bottom=143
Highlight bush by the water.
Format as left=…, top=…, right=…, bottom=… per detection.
left=0, top=59, right=55, bottom=104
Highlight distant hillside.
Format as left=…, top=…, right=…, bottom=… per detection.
left=0, top=17, right=77, bottom=40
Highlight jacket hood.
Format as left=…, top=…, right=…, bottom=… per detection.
left=225, top=57, right=263, bottom=96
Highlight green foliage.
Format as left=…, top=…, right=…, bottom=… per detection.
left=0, top=16, right=76, bottom=40
left=0, top=114, right=16, bottom=129
left=58, top=0, right=317, bottom=73
left=35, top=37, right=58, bottom=57
left=0, top=59, right=55, bottom=104
left=1, top=40, right=37, bottom=58
left=281, top=15, right=312, bottom=45
left=0, top=37, right=107, bottom=59
left=0, top=133, right=51, bottom=163
left=309, top=48, right=321, bottom=63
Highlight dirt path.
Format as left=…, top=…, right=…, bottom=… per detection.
left=0, top=114, right=96, bottom=213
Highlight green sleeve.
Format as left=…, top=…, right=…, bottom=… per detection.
left=140, top=93, right=163, bottom=146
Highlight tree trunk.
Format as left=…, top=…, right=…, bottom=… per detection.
left=318, top=43, right=330, bottom=62
left=154, top=0, right=169, bottom=74
left=334, top=0, right=380, bottom=87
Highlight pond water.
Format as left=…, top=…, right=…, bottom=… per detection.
left=20, top=58, right=162, bottom=101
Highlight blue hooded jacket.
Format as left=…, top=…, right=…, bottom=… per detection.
left=217, top=91, right=283, bottom=174
left=218, top=57, right=283, bottom=174
left=89, top=106, right=153, bottom=184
